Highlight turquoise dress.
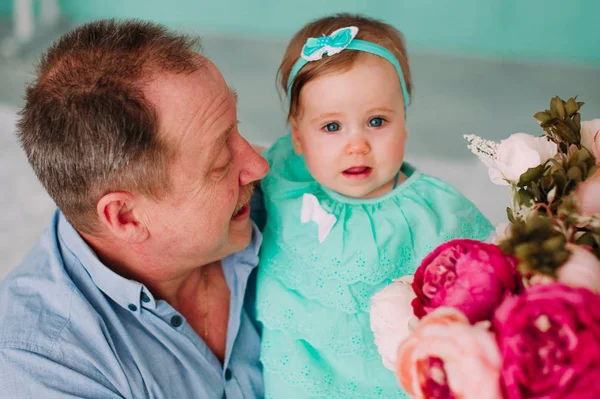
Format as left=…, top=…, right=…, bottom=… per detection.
left=256, top=134, right=493, bottom=398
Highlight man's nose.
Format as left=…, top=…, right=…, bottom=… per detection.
left=239, top=140, right=269, bottom=186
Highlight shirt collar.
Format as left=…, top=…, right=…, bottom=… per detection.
left=57, top=211, right=263, bottom=312
left=222, top=222, right=262, bottom=285
left=57, top=212, right=147, bottom=311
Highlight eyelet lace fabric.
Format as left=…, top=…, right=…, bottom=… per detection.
left=256, top=134, right=494, bottom=398
left=261, top=331, right=409, bottom=399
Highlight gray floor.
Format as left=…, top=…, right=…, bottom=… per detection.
left=1, top=19, right=599, bottom=280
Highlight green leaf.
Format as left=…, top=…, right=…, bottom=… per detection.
left=577, top=147, right=590, bottom=163
left=547, top=186, right=558, bottom=203
left=530, top=181, right=542, bottom=201
left=576, top=232, right=596, bottom=247
left=556, top=98, right=566, bottom=119
left=534, top=112, right=552, bottom=124
left=565, top=119, right=578, bottom=135
left=518, top=164, right=546, bottom=187
left=546, top=158, right=562, bottom=170
left=553, top=172, right=567, bottom=191
left=565, top=98, right=578, bottom=116
left=553, top=251, right=571, bottom=267
left=516, top=189, right=535, bottom=206
left=507, top=207, right=515, bottom=223
left=574, top=113, right=581, bottom=131
left=567, top=166, right=583, bottom=182
left=558, top=121, right=578, bottom=144
left=515, top=242, right=539, bottom=259
left=542, top=235, right=565, bottom=252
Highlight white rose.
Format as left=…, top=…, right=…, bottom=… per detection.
left=486, top=223, right=510, bottom=244
left=580, top=119, right=600, bottom=162
left=488, top=133, right=557, bottom=186
left=370, top=275, right=418, bottom=370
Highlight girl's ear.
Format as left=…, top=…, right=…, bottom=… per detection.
left=290, top=117, right=304, bottom=155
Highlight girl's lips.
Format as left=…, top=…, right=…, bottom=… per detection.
left=342, top=166, right=372, bottom=180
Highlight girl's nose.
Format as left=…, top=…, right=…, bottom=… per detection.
left=346, top=137, right=371, bottom=155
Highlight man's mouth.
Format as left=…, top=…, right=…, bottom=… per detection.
left=231, top=184, right=254, bottom=220
left=342, top=166, right=372, bottom=179
left=232, top=203, right=250, bottom=220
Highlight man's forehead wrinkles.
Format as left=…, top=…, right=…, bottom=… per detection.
left=199, top=92, right=231, bottom=140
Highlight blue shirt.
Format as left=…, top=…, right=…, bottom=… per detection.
left=0, top=210, right=264, bottom=398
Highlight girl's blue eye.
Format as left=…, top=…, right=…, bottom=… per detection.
left=324, top=122, right=340, bottom=132
left=368, top=117, right=385, bottom=127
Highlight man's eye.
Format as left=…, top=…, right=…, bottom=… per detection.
left=323, top=122, right=341, bottom=132
left=368, top=117, right=385, bottom=127
left=211, top=159, right=233, bottom=180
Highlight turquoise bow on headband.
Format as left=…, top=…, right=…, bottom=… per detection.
left=302, top=26, right=359, bottom=61
left=287, top=26, right=410, bottom=113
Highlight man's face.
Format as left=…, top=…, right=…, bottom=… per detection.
left=139, top=60, right=268, bottom=270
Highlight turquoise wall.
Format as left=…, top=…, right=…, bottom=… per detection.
left=0, top=0, right=10, bottom=14
left=1, top=0, right=598, bottom=67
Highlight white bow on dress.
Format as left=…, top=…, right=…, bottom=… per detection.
left=300, top=193, right=337, bottom=243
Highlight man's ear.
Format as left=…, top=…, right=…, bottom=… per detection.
left=290, top=117, right=303, bottom=155
left=96, top=192, right=149, bottom=243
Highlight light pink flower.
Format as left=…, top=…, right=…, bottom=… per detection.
left=575, top=169, right=600, bottom=217
left=580, top=119, right=600, bottom=164
left=557, top=244, right=600, bottom=294
left=370, top=276, right=418, bottom=370
left=529, top=273, right=555, bottom=286
left=396, top=308, right=502, bottom=399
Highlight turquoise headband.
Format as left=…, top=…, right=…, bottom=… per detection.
left=286, top=26, right=410, bottom=112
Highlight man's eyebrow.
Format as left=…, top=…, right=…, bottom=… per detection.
left=204, top=88, right=237, bottom=172
left=230, top=87, right=239, bottom=103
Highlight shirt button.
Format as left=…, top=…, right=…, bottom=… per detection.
left=224, top=368, right=232, bottom=381
left=140, top=292, right=151, bottom=303
left=128, top=304, right=137, bottom=312
left=170, top=315, right=183, bottom=327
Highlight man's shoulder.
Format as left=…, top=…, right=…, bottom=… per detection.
left=0, top=239, right=77, bottom=354
left=0, top=250, right=126, bottom=398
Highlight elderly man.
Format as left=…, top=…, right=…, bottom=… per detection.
left=0, top=19, right=269, bottom=398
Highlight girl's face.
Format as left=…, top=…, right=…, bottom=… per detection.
left=291, top=54, right=408, bottom=199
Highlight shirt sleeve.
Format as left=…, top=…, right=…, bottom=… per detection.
left=0, top=347, right=125, bottom=399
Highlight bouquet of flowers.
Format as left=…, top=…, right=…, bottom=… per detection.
left=370, top=96, right=600, bottom=399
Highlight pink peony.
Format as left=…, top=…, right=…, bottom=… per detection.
left=396, top=307, right=503, bottom=399
left=493, top=283, right=600, bottom=399
left=575, top=169, right=600, bottom=217
left=411, top=239, right=522, bottom=324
